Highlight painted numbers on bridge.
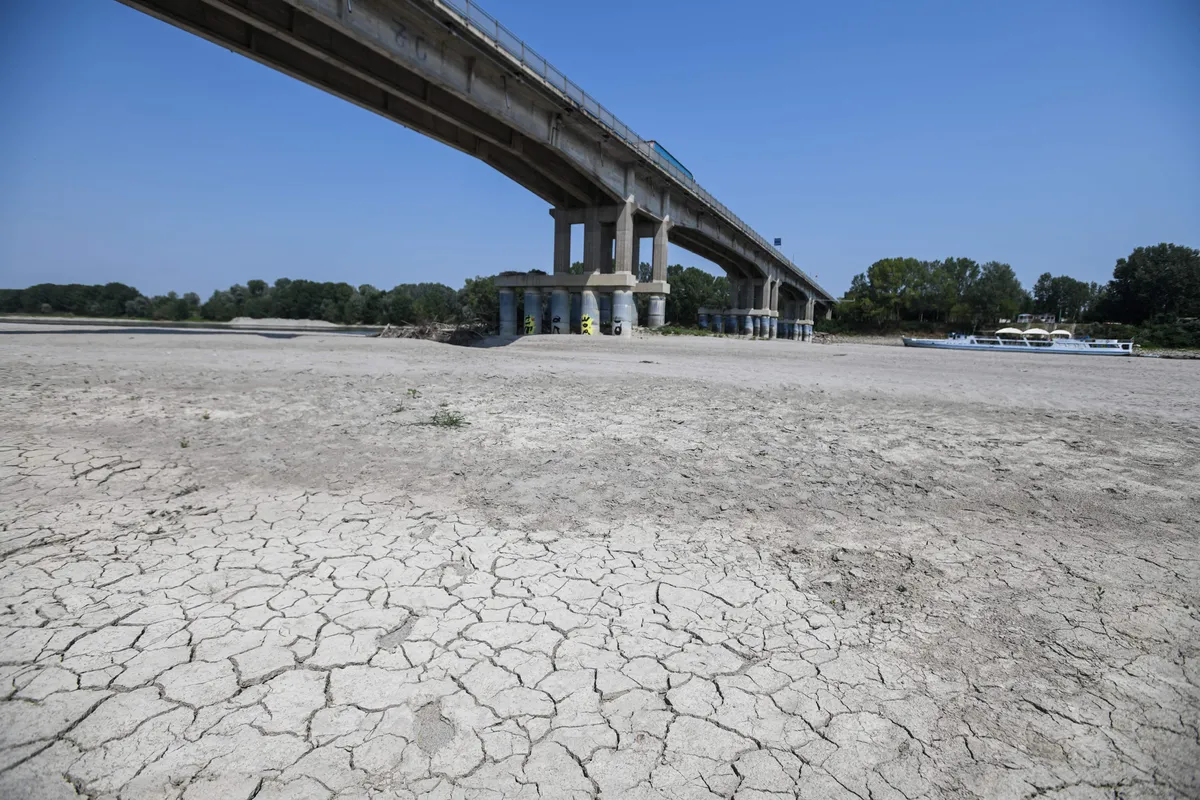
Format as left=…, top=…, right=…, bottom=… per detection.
left=391, top=21, right=428, bottom=62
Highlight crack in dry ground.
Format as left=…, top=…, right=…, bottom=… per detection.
left=1, top=330, right=1197, bottom=799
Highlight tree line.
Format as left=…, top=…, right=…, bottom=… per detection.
left=5, top=243, right=1194, bottom=343
left=1, top=263, right=732, bottom=329
left=0, top=277, right=502, bottom=327
left=834, top=243, right=1199, bottom=334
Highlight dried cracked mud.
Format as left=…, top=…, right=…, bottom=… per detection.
left=1, top=326, right=1198, bottom=799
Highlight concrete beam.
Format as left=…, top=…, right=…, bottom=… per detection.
left=495, top=273, right=637, bottom=290
left=553, top=207, right=571, bottom=274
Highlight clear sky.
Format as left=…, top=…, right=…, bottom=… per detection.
left=1, top=0, right=1197, bottom=299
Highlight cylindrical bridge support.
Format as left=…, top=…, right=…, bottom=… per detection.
left=549, top=288, right=570, bottom=334
left=570, top=292, right=582, bottom=333
left=741, top=315, right=753, bottom=337
left=580, top=290, right=599, bottom=335
left=698, top=310, right=709, bottom=330
left=648, top=295, right=666, bottom=329
left=611, top=289, right=634, bottom=338
left=769, top=318, right=778, bottom=339
left=522, top=289, right=542, bottom=335
left=499, top=289, right=516, bottom=336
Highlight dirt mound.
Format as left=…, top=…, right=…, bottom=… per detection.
left=375, top=322, right=485, bottom=346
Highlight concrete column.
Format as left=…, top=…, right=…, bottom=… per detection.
left=611, top=289, right=634, bottom=337
left=741, top=315, right=752, bottom=337
left=549, top=288, right=569, bottom=334
left=769, top=318, right=778, bottom=339
left=698, top=309, right=709, bottom=330
left=601, top=225, right=615, bottom=273
left=652, top=217, right=670, bottom=282
left=754, top=281, right=765, bottom=309
left=805, top=297, right=816, bottom=322
left=522, top=288, right=542, bottom=335
left=599, top=293, right=612, bottom=326
left=751, top=316, right=761, bottom=338
left=726, top=314, right=737, bottom=335
left=614, top=198, right=636, bottom=274
left=631, top=236, right=641, bottom=278
left=648, top=295, right=666, bottom=328
left=499, top=288, right=516, bottom=336
left=553, top=208, right=572, bottom=275
left=580, top=290, right=599, bottom=335
left=570, top=292, right=582, bottom=333
left=583, top=208, right=602, bottom=273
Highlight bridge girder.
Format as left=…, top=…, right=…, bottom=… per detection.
left=115, top=0, right=835, bottom=304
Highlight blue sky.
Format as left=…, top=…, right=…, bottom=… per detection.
left=1, top=0, right=1197, bottom=299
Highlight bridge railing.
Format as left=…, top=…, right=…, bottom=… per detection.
left=436, top=0, right=824, bottom=296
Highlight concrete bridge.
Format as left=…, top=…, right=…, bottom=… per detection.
left=117, top=0, right=836, bottom=338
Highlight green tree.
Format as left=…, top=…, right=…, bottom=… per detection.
left=408, top=283, right=459, bottom=322
left=458, top=276, right=498, bottom=327
left=1033, top=273, right=1097, bottom=321
left=931, top=258, right=980, bottom=322
left=664, top=265, right=728, bottom=326
left=969, top=262, right=1025, bottom=323
left=1096, top=243, right=1200, bottom=323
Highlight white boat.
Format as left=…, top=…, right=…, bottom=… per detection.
left=902, top=331, right=1134, bottom=356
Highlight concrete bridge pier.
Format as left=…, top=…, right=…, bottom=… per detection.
left=500, top=289, right=517, bottom=336
left=612, top=290, right=635, bottom=338
left=698, top=309, right=709, bottom=330
left=769, top=317, right=778, bottom=339
left=570, top=292, right=582, bottom=333
left=599, top=294, right=612, bottom=326
left=580, top=290, right=599, bottom=335
left=550, top=288, right=570, bottom=334
left=648, top=295, right=666, bottom=329
left=523, top=288, right=543, bottom=335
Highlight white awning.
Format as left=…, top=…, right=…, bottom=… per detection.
left=1050, top=329, right=1072, bottom=337
left=995, top=327, right=1023, bottom=335
left=1023, top=328, right=1050, bottom=336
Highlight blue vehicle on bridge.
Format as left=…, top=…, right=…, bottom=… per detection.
left=646, top=141, right=693, bottom=182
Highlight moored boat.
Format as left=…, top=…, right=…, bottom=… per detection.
left=902, top=331, right=1134, bottom=356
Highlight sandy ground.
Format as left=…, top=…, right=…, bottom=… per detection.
left=1, top=325, right=1197, bottom=800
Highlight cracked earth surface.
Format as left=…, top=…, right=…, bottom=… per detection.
left=1, top=327, right=1198, bottom=799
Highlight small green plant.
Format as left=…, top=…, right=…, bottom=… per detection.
left=179, top=438, right=190, bottom=448
left=201, top=410, right=210, bottom=421
left=407, top=388, right=421, bottom=399
left=430, top=409, right=467, bottom=428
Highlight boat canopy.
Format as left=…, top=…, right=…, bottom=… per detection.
left=1050, top=329, right=1072, bottom=337
left=995, top=327, right=1023, bottom=335
left=1023, top=328, right=1050, bottom=336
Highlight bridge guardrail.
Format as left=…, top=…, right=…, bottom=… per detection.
left=435, top=0, right=826, bottom=298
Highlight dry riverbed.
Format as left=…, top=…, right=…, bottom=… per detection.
left=1, top=325, right=1197, bottom=799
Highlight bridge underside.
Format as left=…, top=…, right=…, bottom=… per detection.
left=117, top=0, right=832, bottom=337
left=120, top=0, right=608, bottom=208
